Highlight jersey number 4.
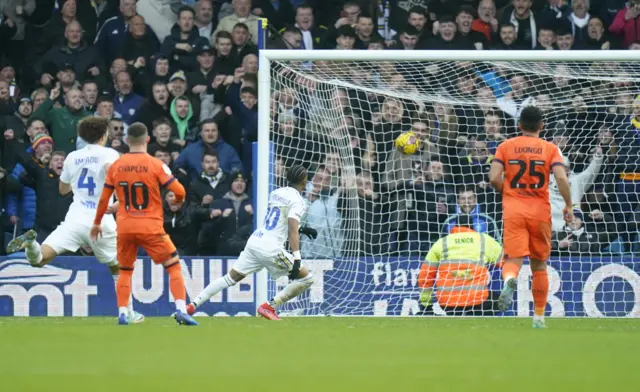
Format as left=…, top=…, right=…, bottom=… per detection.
left=78, top=168, right=96, bottom=195
left=264, top=207, right=280, bottom=230
left=508, top=159, right=546, bottom=189
left=118, top=181, right=150, bottom=210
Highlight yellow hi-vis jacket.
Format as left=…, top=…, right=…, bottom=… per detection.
left=418, top=230, right=503, bottom=308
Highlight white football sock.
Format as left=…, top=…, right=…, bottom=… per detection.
left=118, top=307, right=128, bottom=316
left=113, top=274, right=135, bottom=317
left=25, top=240, right=43, bottom=265
left=193, top=274, right=236, bottom=308
left=270, top=274, right=314, bottom=308
left=175, top=299, right=186, bottom=313
left=533, top=314, right=545, bottom=322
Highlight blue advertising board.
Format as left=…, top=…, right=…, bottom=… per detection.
left=0, top=256, right=638, bottom=317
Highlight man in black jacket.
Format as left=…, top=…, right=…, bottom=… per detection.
left=187, top=45, right=217, bottom=97
left=163, top=190, right=210, bottom=256
left=5, top=134, right=71, bottom=243
left=35, top=21, right=105, bottom=86
left=161, top=6, right=209, bottom=73
left=0, top=97, right=32, bottom=144
left=205, top=171, right=253, bottom=256
left=188, top=150, right=229, bottom=208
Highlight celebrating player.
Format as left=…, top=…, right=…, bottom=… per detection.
left=489, top=106, right=573, bottom=328
left=185, top=165, right=315, bottom=320
left=7, top=117, right=144, bottom=323
left=91, top=122, right=198, bottom=326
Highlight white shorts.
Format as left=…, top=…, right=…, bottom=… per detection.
left=233, top=245, right=299, bottom=279
left=43, top=220, right=117, bottom=266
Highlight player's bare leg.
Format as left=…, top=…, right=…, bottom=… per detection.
left=529, top=259, right=549, bottom=329
left=498, top=257, right=524, bottom=312
left=162, top=256, right=198, bottom=326
left=7, top=230, right=56, bottom=266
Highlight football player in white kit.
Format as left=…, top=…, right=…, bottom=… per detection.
left=7, top=117, right=143, bottom=322
left=184, top=165, right=317, bottom=320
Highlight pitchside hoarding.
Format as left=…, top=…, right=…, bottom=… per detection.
left=0, top=256, right=638, bottom=317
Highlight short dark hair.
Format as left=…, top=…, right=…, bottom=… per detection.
left=153, top=147, right=170, bottom=157
left=233, top=22, right=249, bottom=32
left=200, top=118, right=218, bottom=130
left=457, top=185, right=476, bottom=195
left=82, top=80, right=97, bottom=88
left=357, top=14, right=373, bottom=22
left=519, top=106, right=543, bottom=132
left=282, top=25, right=302, bottom=36
left=127, top=122, right=149, bottom=143
left=215, top=30, right=232, bottom=42
left=453, top=214, right=474, bottom=230
left=485, top=110, right=501, bottom=119
left=296, top=3, right=313, bottom=13
left=500, top=22, right=516, bottom=31
left=438, top=14, right=455, bottom=24
left=52, top=150, right=66, bottom=160
left=152, top=117, right=172, bottom=129
left=78, top=117, right=109, bottom=144
left=202, top=149, right=218, bottom=161
left=408, top=6, right=427, bottom=17
left=178, top=5, right=195, bottom=17
left=400, top=25, right=420, bottom=36
left=368, top=36, right=385, bottom=46
left=240, top=86, right=257, bottom=98
left=337, top=25, right=356, bottom=38
left=287, top=164, right=307, bottom=186
left=152, top=80, right=168, bottom=89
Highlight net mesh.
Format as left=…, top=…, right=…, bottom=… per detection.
left=267, top=58, right=640, bottom=317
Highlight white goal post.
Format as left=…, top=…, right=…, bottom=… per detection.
left=256, top=50, right=640, bottom=317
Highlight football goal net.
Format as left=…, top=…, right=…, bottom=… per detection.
left=256, top=50, right=640, bottom=317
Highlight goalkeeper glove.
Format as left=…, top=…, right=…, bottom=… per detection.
left=288, top=259, right=301, bottom=281
left=299, top=226, right=318, bottom=239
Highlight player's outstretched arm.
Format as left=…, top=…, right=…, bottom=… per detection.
left=488, top=161, right=504, bottom=192
left=552, top=164, right=574, bottom=223
left=288, top=217, right=302, bottom=280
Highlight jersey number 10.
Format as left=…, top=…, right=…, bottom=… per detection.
left=263, top=207, right=280, bottom=230
left=118, top=181, right=150, bottom=210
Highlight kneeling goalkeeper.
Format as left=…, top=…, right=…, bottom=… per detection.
left=418, top=214, right=503, bottom=316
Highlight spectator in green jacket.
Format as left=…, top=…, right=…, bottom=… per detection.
left=29, top=84, right=91, bottom=153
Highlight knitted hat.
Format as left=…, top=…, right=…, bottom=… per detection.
left=231, top=170, right=246, bottom=182
left=32, top=133, right=54, bottom=150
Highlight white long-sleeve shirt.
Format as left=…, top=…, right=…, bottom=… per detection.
left=549, top=153, right=604, bottom=231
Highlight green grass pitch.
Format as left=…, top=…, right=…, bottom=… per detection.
left=0, top=317, right=639, bottom=392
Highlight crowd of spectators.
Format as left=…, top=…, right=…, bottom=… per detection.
left=0, top=0, right=638, bottom=258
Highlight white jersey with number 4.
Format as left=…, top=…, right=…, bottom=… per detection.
left=247, top=187, right=306, bottom=252
left=59, top=144, right=120, bottom=228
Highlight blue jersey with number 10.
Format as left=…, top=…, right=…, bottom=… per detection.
left=60, top=144, right=120, bottom=225
left=248, top=186, right=306, bottom=251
